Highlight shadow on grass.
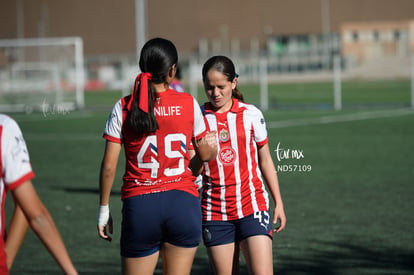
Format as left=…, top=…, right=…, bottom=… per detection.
left=69, top=240, right=414, bottom=274
left=59, top=186, right=121, bottom=196
left=12, top=261, right=121, bottom=275
left=52, top=186, right=414, bottom=274
left=153, top=256, right=212, bottom=275
left=276, top=240, right=414, bottom=275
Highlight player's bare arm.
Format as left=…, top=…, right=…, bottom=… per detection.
left=4, top=201, right=28, bottom=269
left=258, top=143, right=286, bottom=233
left=12, top=180, right=78, bottom=275
left=98, top=140, right=121, bottom=241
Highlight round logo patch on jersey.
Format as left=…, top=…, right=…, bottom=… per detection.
left=218, top=146, right=237, bottom=165
left=219, top=129, right=229, bottom=142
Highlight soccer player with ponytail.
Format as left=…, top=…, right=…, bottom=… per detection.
left=191, top=55, right=286, bottom=275
left=97, top=37, right=217, bottom=275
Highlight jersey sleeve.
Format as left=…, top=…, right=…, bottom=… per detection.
left=192, top=98, right=207, bottom=140
left=103, top=100, right=123, bottom=143
left=1, top=117, right=35, bottom=190
left=251, top=107, right=268, bottom=146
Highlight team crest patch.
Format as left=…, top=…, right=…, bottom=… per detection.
left=219, top=129, right=230, bottom=142
left=218, top=146, right=237, bottom=165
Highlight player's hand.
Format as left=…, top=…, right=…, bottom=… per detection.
left=273, top=204, right=286, bottom=233
left=97, top=205, right=113, bottom=241
left=205, top=131, right=218, bottom=149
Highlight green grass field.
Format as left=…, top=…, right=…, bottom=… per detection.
left=4, top=81, right=414, bottom=274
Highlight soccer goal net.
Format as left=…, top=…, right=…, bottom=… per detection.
left=0, top=37, right=84, bottom=113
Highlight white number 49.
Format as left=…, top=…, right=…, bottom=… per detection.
left=137, top=133, right=186, bottom=178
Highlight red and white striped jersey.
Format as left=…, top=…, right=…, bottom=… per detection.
left=201, top=99, right=270, bottom=221
left=0, top=114, right=35, bottom=269
left=103, top=89, right=207, bottom=199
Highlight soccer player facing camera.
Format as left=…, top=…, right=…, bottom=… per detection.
left=191, top=55, right=286, bottom=275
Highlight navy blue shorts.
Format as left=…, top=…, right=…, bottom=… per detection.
left=121, top=190, right=202, bottom=257
left=202, top=211, right=273, bottom=247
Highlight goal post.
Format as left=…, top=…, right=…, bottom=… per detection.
left=0, top=37, right=84, bottom=113
left=411, top=55, right=414, bottom=109
left=333, top=54, right=342, bottom=111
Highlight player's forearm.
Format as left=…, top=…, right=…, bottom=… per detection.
left=5, top=205, right=29, bottom=269
left=261, top=162, right=284, bottom=207
left=269, top=180, right=284, bottom=208
left=99, top=162, right=116, bottom=205
left=258, top=144, right=284, bottom=206
left=29, top=207, right=77, bottom=274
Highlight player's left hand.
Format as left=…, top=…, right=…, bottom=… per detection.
left=97, top=205, right=113, bottom=241
left=272, top=204, right=286, bottom=233
left=205, top=131, right=218, bottom=148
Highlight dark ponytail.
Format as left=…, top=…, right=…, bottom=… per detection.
left=202, top=55, right=244, bottom=102
left=232, top=87, right=244, bottom=102
left=128, top=78, right=158, bottom=134
left=128, top=38, right=178, bottom=134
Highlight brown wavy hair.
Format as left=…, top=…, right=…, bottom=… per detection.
left=202, top=55, right=244, bottom=102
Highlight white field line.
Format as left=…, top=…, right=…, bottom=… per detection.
left=14, top=111, right=98, bottom=122
left=20, top=108, right=414, bottom=140
left=267, top=108, right=414, bottom=129
left=25, top=133, right=102, bottom=141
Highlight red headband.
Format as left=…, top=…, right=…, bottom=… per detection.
left=127, top=72, right=152, bottom=112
